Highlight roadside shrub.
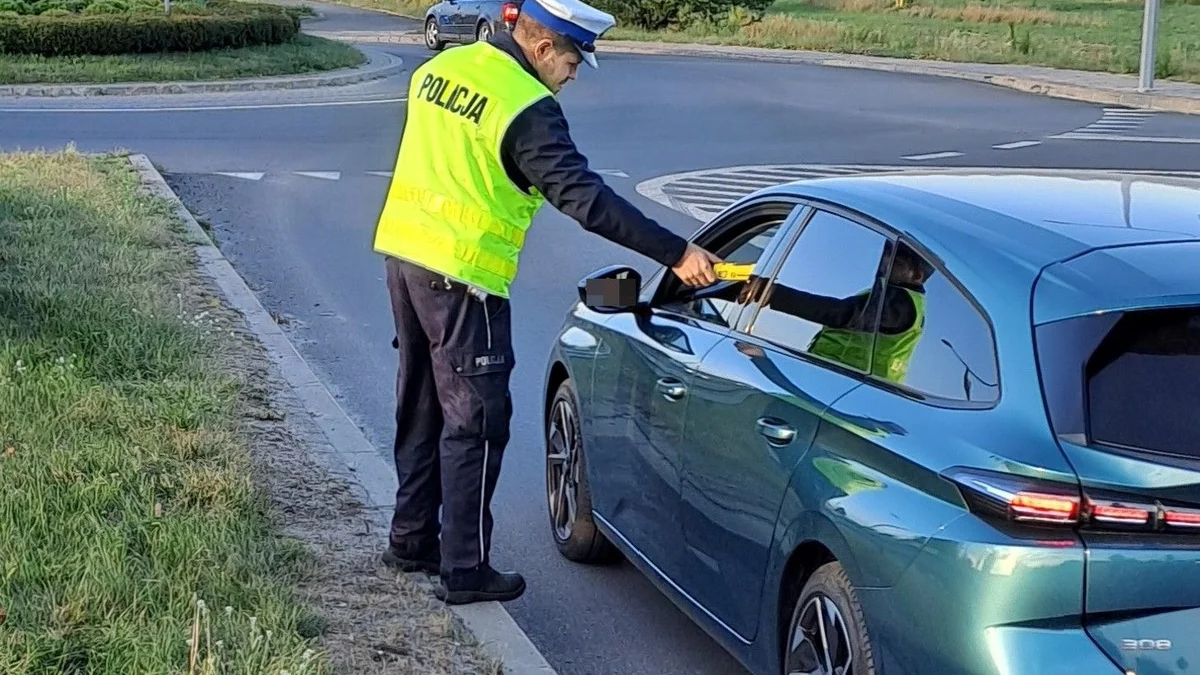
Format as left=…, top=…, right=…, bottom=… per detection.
left=0, top=0, right=299, bottom=54
left=592, top=0, right=775, bottom=30
left=82, top=0, right=126, bottom=13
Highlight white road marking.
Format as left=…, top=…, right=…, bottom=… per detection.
left=1063, top=106, right=1155, bottom=136
left=366, top=171, right=393, bottom=177
left=294, top=171, right=341, bottom=180
left=901, top=151, right=965, bottom=161
left=636, top=163, right=1200, bottom=222
left=214, top=172, right=265, bottom=180
left=993, top=140, right=1042, bottom=150
left=597, top=169, right=629, bottom=178
left=1048, top=132, right=1200, bottom=144
left=0, top=97, right=407, bottom=114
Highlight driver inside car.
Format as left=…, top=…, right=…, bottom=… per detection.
left=699, top=242, right=933, bottom=383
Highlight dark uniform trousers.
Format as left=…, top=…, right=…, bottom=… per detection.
left=385, top=255, right=514, bottom=574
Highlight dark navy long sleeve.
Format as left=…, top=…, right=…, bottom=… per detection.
left=491, top=34, right=690, bottom=269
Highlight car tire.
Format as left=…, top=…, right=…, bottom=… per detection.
left=476, top=20, right=492, bottom=42
left=545, top=378, right=620, bottom=564
left=424, top=17, right=444, bottom=51
left=782, top=561, right=877, bottom=675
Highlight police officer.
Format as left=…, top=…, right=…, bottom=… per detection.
left=371, top=0, right=720, bottom=605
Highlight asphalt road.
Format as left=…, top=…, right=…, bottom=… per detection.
left=4, top=7, right=1200, bottom=673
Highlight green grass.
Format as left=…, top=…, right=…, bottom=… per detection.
left=336, top=0, right=1200, bottom=83
left=0, top=34, right=364, bottom=85
left=607, top=0, right=1200, bottom=83
left=0, top=150, right=332, bottom=674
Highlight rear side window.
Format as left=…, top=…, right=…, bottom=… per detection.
left=884, top=242, right=1000, bottom=404
left=1087, top=308, right=1200, bottom=459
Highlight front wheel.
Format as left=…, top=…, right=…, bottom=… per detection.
left=783, top=562, right=876, bottom=675
left=424, top=17, right=444, bottom=51
left=545, top=378, right=620, bottom=563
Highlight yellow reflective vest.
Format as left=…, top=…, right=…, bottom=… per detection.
left=372, top=41, right=553, bottom=299
left=808, top=287, right=926, bottom=383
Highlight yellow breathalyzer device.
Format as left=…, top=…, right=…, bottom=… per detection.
left=713, top=262, right=754, bottom=282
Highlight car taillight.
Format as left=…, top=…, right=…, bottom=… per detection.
left=1085, top=499, right=1153, bottom=526
left=1010, top=492, right=1080, bottom=523
left=1164, top=507, right=1200, bottom=528
left=944, top=467, right=1200, bottom=534
left=946, top=468, right=1082, bottom=525
left=502, top=3, right=519, bottom=22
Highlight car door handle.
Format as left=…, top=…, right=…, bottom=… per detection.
left=756, top=417, right=796, bottom=446
left=656, top=377, right=687, bottom=400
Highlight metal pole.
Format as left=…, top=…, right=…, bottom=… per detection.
left=1137, top=0, right=1160, bottom=92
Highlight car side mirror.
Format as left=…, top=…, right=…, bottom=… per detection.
left=578, top=265, right=644, bottom=314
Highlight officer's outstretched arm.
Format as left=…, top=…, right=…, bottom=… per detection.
left=501, top=96, right=691, bottom=270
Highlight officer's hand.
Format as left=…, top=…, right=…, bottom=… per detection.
left=671, top=243, right=721, bottom=288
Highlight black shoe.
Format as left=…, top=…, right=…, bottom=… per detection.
left=435, top=565, right=526, bottom=605
left=381, top=544, right=440, bottom=575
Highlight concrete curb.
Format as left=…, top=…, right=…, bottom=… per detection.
left=307, top=29, right=423, bottom=45
left=126, top=152, right=558, bottom=675
left=0, top=46, right=404, bottom=98
left=310, top=26, right=1200, bottom=116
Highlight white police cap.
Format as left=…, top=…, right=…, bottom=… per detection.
left=519, top=0, right=615, bottom=69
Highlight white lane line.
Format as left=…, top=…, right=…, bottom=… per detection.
left=214, top=172, right=265, bottom=180
left=1048, top=133, right=1200, bottom=144
left=294, top=171, right=341, bottom=180
left=993, top=140, right=1042, bottom=150
left=0, top=97, right=407, bottom=114
left=901, top=151, right=965, bottom=161
left=596, top=169, right=629, bottom=178
left=366, top=171, right=393, bottom=177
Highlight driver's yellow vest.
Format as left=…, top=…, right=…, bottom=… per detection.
left=372, top=41, right=552, bottom=298
left=808, top=288, right=926, bottom=383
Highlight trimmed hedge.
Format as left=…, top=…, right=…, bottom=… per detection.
left=0, top=0, right=300, bottom=55
left=591, top=0, right=775, bottom=30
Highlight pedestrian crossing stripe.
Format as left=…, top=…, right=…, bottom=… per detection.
left=1069, top=107, right=1154, bottom=136
left=636, top=163, right=1200, bottom=222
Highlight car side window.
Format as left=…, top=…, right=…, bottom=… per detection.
left=746, top=210, right=891, bottom=374
left=883, top=242, right=1000, bottom=403
left=657, top=207, right=794, bottom=328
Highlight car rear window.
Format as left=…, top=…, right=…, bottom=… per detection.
left=1037, top=305, right=1200, bottom=460
left=1086, top=307, right=1200, bottom=459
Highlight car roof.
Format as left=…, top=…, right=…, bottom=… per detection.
left=761, top=169, right=1200, bottom=310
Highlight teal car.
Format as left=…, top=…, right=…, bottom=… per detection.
left=541, top=169, right=1200, bottom=675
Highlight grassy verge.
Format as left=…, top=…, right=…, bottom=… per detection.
left=609, top=0, right=1200, bottom=83
left=0, top=34, right=364, bottom=85
left=0, top=150, right=332, bottom=674
left=329, top=0, right=1200, bottom=84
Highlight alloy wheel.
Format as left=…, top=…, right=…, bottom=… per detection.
left=785, top=594, right=855, bottom=675
left=546, top=397, right=580, bottom=542
left=425, top=19, right=439, bottom=48
left=477, top=22, right=492, bottom=41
